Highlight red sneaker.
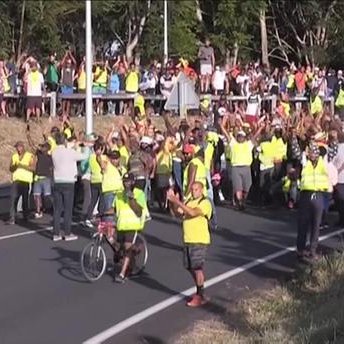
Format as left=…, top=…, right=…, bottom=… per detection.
left=186, top=294, right=208, bottom=307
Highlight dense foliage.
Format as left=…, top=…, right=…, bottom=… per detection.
left=1, top=0, right=343, bottom=67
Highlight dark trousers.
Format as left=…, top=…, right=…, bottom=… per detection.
left=81, top=179, right=91, bottom=219
left=336, top=183, right=344, bottom=225
left=10, top=181, right=30, bottom=221
left=297, top=191, right=324, bottom=254
left=53, top=183, right=75, bottom=236
left=86, top=183, right=102, bottom=220
left=259, top=168, right=273, bottom=204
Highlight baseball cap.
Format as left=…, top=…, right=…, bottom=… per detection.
left=237, top=130, right=246, bottom=137
left=183, top=144, right=194, bottom=154
left=140, top=136, right=153, bottom=145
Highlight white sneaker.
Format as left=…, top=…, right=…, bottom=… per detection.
left=64, top=234, right=78, bottom=241
left=35, top=212, right=43, bottom=219
left=53, top=235, right=63, bottom=242
left=84, top=220, right=94, bottom=228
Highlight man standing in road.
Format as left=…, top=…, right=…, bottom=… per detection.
left=8, top=141, right=35, bottom=225
left=167, top=181, right=212, bottom=307
left=51, top=133, right=88, bottom=241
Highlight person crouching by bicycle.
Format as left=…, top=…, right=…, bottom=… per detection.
left=114, top=172, right=148, bottom=283
left=167, top=181, right=212, bottom=307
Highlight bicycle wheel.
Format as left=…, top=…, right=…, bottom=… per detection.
left=80, top=241, right=107, bottom=282
left=130, top=233, right=148, bottom=276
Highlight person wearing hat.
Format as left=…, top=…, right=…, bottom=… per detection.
left=8, top=141, right=35, bottom=224
left=114, top=172, right=148, bottom=283
left=296, top=145, right=329, bottom=261
left=220, top=122, right=260, bottom=210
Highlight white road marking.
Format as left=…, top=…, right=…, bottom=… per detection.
left=83, top=227, right=344, bottom=344
left=0, top=226, right=53, bottom=240
left=0, top=221, right=81, bottom=241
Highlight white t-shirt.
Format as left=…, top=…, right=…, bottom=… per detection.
left=213, top=70, right=226, bottom=90
left=246, top=94, right=261, bottom=117
left=27, top=71, right=44, bottom=97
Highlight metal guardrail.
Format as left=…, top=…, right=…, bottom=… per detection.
left=2, top=93, right=335, bottom=117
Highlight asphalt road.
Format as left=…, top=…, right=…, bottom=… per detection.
left=0, top=204, right=342, bottom=344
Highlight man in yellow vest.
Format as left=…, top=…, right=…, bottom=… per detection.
left=84, top=141, right=104, bottom=228
left=167, top=181, right=212, bottom=307
left=114, top=173, right=147, bottom=283
left=8, top=141, right=35, bottom=224
left=258, top=135, right=275, bottom=205
left=297, top=145, right=329, bottom=261
left=98, top=150, right=125, bottom=224
left=183, top=147, right=208, bottom=200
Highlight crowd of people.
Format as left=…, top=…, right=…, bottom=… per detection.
left=1, top=39, right=344, bottom=120
left=5, top=40, right=344, bottom=307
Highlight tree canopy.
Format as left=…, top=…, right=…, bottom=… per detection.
left=1, top=0, right=343, bottom=68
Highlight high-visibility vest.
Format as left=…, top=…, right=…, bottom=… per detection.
left=300, top=157, right=329, bottom=191
left=47, top=136, right=57, bottom=154
left=231, top=141, right=253, bottom=167
left=78, top=70, right=86, bottom=90
left=183, top=157, right=207, bottom=197
left=134, top=94, right=145, bottom=117
left=259, top=141, right=275, bottom=169
left=89, top=153, right=103, bottom=184
left=336, top=88, right=344, bottom=108
left=101, top=160, right=124, bottom=193
left=287, top=74, right=295, bottom=89
left=271, top=136, right=287, bottom=161
left=12, top=152, right=33, bottom=183
left=204, top=142, right=215, bottom=171
left=125, top=71, right=139, bottom=93
left=282, top=177, right=300, bottom=193
left=156, top=151, right=172, bottom=175
left=116, top=188, right=146, bottom=231
left=93, top=67, right=107, bottom=88
left=310, top=95, right=323, bottom=116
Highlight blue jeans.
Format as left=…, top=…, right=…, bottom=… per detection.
left=173, top=160, right=182, bottom=193
left=101, top=192, right=115, bottom=222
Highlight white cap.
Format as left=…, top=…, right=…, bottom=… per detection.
left=237, top=130, right=246, bottom=137
left=140, top=136, right=153, bottom=145
left=218, top=107, right=226, bottom=116
left=112, top=132, right=120, bottom=139
left=338, top=70, right=343, bottom=75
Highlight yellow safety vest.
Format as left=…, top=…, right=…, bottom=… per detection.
left=300, top=157, right=329, bottom=191
left=28, top=71, right=41, bottom=88
left=231, top=141, right=253, bottom=167
left=47, top=136, right=57, bottom=154
left=12, top=152, right=33, bottom=183
left=156, top=151, right=172, bottom=175
left=78, top=70, right=86, bottom=90
left=134, top=94, right=145, bottom=117
left=64, top=127, right=72, bottom=139
left=101, top=160, right=124, bottom=194
left=89, top=153, right=103, bottom=184
left=93, top=67, right=107, bottom=88
left=116, top=188, right=147, bottom=231
left=271, top=136, right=287, bottom=161
left=287, top=74, right=295, bottom=89
left=259, top=141, right=275, bottom=169
left=282, top=177, right=300, bottom=193
left=310, top=95, right=323, bottom=116
left=183, top=157, right=207, bottom=197
left=125, top=71, right=139, bottom=93
left=281, top=101, right=290, bottom=117
left=183, top=197, right=212, bottom=244
left=204, top=143, right=215, bottom=171
left=336, top=89, right=344, bottom=108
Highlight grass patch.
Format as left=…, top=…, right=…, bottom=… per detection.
left=176, top=252, right=344, bottom=344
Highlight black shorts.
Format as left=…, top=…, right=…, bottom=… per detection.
left=117, top=230, right=138, bottom=244
left=27, top=96, right=42, bottom=110
left=183, top=244, right=208, bottom=271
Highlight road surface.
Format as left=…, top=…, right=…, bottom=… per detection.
left=0, top=204, right=342, bottom=344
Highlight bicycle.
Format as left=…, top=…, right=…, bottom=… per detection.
left=80, top=220, right=148, bottom=282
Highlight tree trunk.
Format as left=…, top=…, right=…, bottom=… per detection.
left=259, top=8, right=269, bottom=68
left=17, top=0, right=26, bottom=63
left=232, top=41, right=239, bottom=67
left=195, top=0, right=203, bottom=23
